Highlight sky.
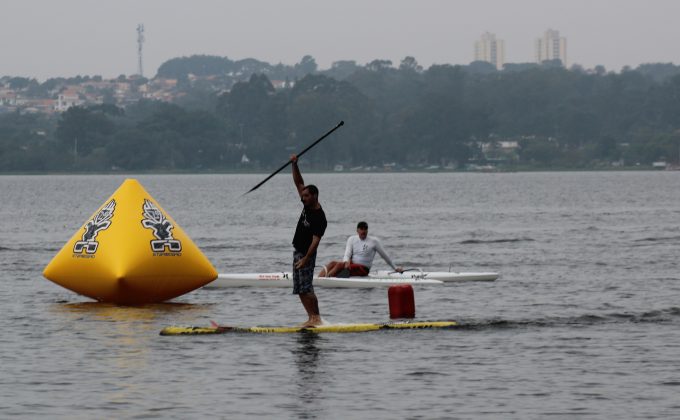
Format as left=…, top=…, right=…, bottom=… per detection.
left=1, top=0, right=679, bottom=81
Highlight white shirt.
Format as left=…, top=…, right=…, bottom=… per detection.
left=343, top=235, right=396, bottom=270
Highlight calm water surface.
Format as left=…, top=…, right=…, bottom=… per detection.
left=1, top=172, right=679, bottom=419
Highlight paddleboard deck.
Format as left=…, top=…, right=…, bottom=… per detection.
left=160, top=320, right=458, bottom=335
left=205, top=271, right=498, bottom=288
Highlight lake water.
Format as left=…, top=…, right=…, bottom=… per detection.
left=1, top=171, right=679, bottom=419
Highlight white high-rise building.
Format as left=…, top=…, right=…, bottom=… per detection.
left=536, top=29, right=567, bottom=66
left=474, top=32, right=505, bottom=70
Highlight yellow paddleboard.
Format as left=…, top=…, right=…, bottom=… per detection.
left=160, top=321, right=458, bottom=335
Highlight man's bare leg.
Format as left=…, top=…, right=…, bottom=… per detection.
left=326, top=262, right=345, bottom=277
left=298, top=292, right=322, bottom=327
left=317, top=262, right=336, bottom=277
left=318, top=261, right=341, bottom=277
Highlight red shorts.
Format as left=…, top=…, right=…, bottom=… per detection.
left=348, top=264, right=370, bottom=276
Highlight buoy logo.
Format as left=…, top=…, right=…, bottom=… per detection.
left=141, top=199, right=182, bottom=254
left=73, top=199, right=116, bottom=255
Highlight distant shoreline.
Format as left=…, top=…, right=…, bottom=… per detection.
left=0, top=166, right=673, bottom=176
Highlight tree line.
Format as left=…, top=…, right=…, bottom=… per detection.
left=2, top=56, right=680, bottom=172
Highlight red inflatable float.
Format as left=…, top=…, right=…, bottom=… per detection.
left=388, top=284, right=415, bottom=318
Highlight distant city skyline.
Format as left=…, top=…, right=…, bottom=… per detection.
left=474, top=32, right=505, bottom=70
left=474, top=29, right=568, bottom=69
left=536, top=29, right=567, bottom=66
left=1, top=0, right=679, bottom=80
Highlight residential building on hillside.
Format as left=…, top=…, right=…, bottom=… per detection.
left=55, top=88, right=85, bottom=112
left=0, top=89, right=17, bottom=106
left=474, top=32, right=505, bottom=70
left=536, top=29, right=567, bottom=66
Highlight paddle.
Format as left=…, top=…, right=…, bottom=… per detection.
left=388, top=268, right=423, bottom=277
left=243, top=120, right=345, bottom=195
left=391, top=268, right=420, bottom=273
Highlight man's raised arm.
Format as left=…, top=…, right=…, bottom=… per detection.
left=291, top=154, right=305, bottom=197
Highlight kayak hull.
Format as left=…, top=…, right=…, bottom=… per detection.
left=373, top=270, right=499, bottom=282
left=205, top=271, right=498, bottom=288
left=207, top=273, right=443, bottom=288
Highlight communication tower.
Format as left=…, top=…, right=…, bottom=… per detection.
left=137, top=24, right=145, bottom=77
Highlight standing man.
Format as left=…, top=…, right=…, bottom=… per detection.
left=290, top=154, right=327, bottom=327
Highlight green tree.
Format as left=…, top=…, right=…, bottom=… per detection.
left=55, top=106, right=118, bottom=157
left=323, top=60, right=360, bottom=80
left=286, top=74, right=375, bottom=166
left=294, top=55, right=318, bottom=77
left=399, top=56, right=423, bottom=73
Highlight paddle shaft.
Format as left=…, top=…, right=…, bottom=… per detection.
left=244, top=121, right=345, bottom=195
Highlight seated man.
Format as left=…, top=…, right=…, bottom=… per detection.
left=318, top=221, right=403, bottom=277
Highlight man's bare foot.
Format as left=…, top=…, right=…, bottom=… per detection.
left=209, top=320, right=232, bottom=332
left=297, top=316, right=323, bottom=328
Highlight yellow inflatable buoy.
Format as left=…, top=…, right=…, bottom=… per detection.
left=43, top=179, right=217, bottom=304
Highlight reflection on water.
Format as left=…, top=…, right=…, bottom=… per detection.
left=292, top=333, right=324, bottom=419
left=53, top=301, right=210, bottom=318
left=50, top=301, right=213, bottom=345
left=48, top=302, right=214, bottom=410
left=51, top=301, right=214, bottom=330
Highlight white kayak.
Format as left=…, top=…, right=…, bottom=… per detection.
left=207, top=273, right=442, bottom=288
left=205, top=270, right=498, bottom=289
left=372, top=270, right=499, bottom=282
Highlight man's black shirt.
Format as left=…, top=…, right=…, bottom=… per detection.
left=292, top=206, right=327, bottom=254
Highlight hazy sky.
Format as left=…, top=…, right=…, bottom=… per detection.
left=2, top=0, right=678, bottom=80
